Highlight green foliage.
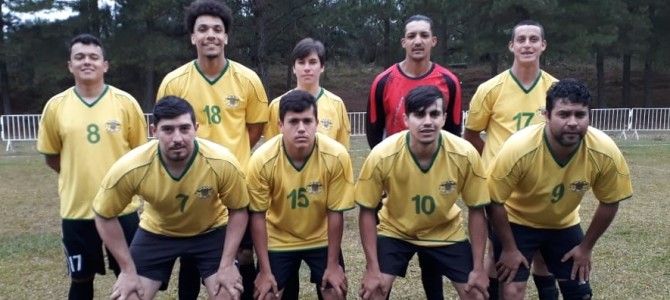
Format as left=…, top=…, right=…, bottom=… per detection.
left=1, top=0, right=669, bottom=113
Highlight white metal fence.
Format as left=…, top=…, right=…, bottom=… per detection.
left=3, top=108, right=670, bottom=151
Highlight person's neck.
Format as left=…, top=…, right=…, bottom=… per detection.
left=284, top=141, right=314, bottom=169
left=511, top=62, right=541, bottom=88
left=161, top=152, right=191, bottom=178
left=296, top=83, right=321, bottom=98
left=196, top=55, right=227, bottom=80
left=75, top=81, right=106, bottom=103
left=544, top=126, right=578, bottom=162
left=408, top=137, right=439, bottom=169
left=399, top=59, right=432, bottom=78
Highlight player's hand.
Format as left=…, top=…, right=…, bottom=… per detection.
left=496, top=248, right=529, bottom=283
left=213, top=264, right=243, bottom=300
left=321, top=264, right=347, bottom=299
left=561, top=244, right=592, bottom=284
left=110, top=271, right=143, bottom=300
left=358, top=268, right=387, bottom=300
left=464, top=268, right=489, bottom=299
left=253, top=270, right=278, bottom=300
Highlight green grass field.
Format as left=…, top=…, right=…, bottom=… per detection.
left=1, top=136, right=669, bottom=299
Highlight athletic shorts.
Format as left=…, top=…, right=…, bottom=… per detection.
left=130, top=226, right=226, bottom=287
left=491, top=223, right=584, bottom=282
left=240, top=218, right=253, bottom=249
left=377, top=236, right=472, bottom=283
left=268, top=247, right=345, bottom=290
left=61, top=212, right=139, bottom=279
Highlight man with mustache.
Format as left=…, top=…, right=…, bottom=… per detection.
left=247, top=90, right=354, bottom=300
left=156, top=1, right=269, bottom=298
left=93, top=96, right=249, bottom=300
left=365, top=15, right=464, bottom=298
left=486, top=79, right=633, bottom=300
left=463, top=19, right=559, bottom=300
left=357, top=85, right=490, bottom=300
left=37, top=33, right=147, bottom=300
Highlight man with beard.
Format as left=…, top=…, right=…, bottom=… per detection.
left=486, top=79, right=633, bottom=300
left=93, top=96, right=249, bottom=300
left=156, top=1, right=268, bottom=298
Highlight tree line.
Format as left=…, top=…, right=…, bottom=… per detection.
left=1, top=0, right=669, bottom=114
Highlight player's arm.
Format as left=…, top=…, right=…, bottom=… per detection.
left=486, top=202, right=528, bottom=283
left=365, top=80, right=386, bottom=149
left=562, top=202, right=619, bottom=283
left=463, top=129, right=485, bottom=155
left=442, top=74, right=463, bottom=137
left=250, top=212, right=277, bottom=299
left=321, top=210, right=347, bottom=297
left=464, top=206, right=489, bottom=297
left=95, top=214, right=144, bottom=299
left=214, top=207, right=248, bottom=298
left=44, top=155, right=61, bottom=173
left=247, top=123, right=264, bottom=148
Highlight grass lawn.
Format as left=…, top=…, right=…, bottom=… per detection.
left=1, top=136, right=669, bottom=299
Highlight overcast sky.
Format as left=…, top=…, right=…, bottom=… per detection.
left=9, top=0, right=116, bottom=22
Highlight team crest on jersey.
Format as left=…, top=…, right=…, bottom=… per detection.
left=569, top=181, right=590, bottom=193
left=196, top=186, right=214, bottom=199
left=320, top=119, right=333, bottom=131
left=439, top=180, right=457, bottom=195
left=105, top=120, right=121, bottom=133
left=536, top=107, right=546, bottom=119
left=224, top=95, right=240, bottom=108
left=306, top=181, right=323, bottom=195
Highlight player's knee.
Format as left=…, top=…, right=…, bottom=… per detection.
left=236, top=248, right=254, bottom=265
left=500, top=282, right=526, bottom=300
left=557, top=280, right=592, bottom=300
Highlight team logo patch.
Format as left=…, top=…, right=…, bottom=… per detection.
left=536, top=107, right=546, bottom=119
left=306, top=181, right=323, bottom=195
left=225, top=95, right=240, bottom=108
left=439, top=180, right=457, bottom=195
left=321, top=119, right=333, bottom=131
left=196, top=186, right=214, bottom=199
left=105, top=120, right=121, bottom=133
left=569, top=181, right=590, bottom=193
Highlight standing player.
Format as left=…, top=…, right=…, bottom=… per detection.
left=264, top=37, right=351, bottom=150
left=357, top=85, right=489, bottom=300
left=486, top=79, right=633, bottom=300
left=93, top=96, right=250, bottom=300
left=463, top=19, right=558, bottom=300
left=156, top=1, right=268, bottom=298
left=264, top=37, right=351, bottom=299
left=37, top=33, right=147, bottom=300
left=365, top=14, right=463, bottom=298
left=247, top=90, right=354, bottom=300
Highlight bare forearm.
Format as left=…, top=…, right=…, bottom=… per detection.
left=486, top=203, right=517, bottom=250
left=463, top=129, right=484, bottom=154
left=468, top=207, right=488, bottom=270
left=359, top=207, right=380, bottom=270
left=326, top=211, right=344, bottom=267
left=95, top=216, right=135, bottom=272
left=251, top=213, right=272, bottom=273
left=581, top=202, right=619, bottom=250
left=221, top=209, right=249, bottom=267
left=247, top=124, right=265, bottom=148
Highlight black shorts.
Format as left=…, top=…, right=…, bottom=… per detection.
left=268, top=247, right=345, bottom=290
left=130, top=227, right=226, bottom=287
left=491, top=223, right=584, bottom=282
left=61, top=212, right=138, bottom=279
left=377, top=236, right=472, bottom=283
left=239, top=218, right=253, bottom=250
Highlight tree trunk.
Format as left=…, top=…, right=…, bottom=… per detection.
left=78, top=0, right=100, bottom=34
left=643, top=56, right=653, bottom=107
left=622, top=53, right=631, bottom=107
left=252, top=0, right=269, bottom=94
left=0, top=0, right=11, bottom=114
left=142, top=69, right=155, bottom=111
left=596, top=49, right=606, bottom=108
left=489, top=53, right=498, bottom=77
left=382, top=17, right=391, bottom=68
